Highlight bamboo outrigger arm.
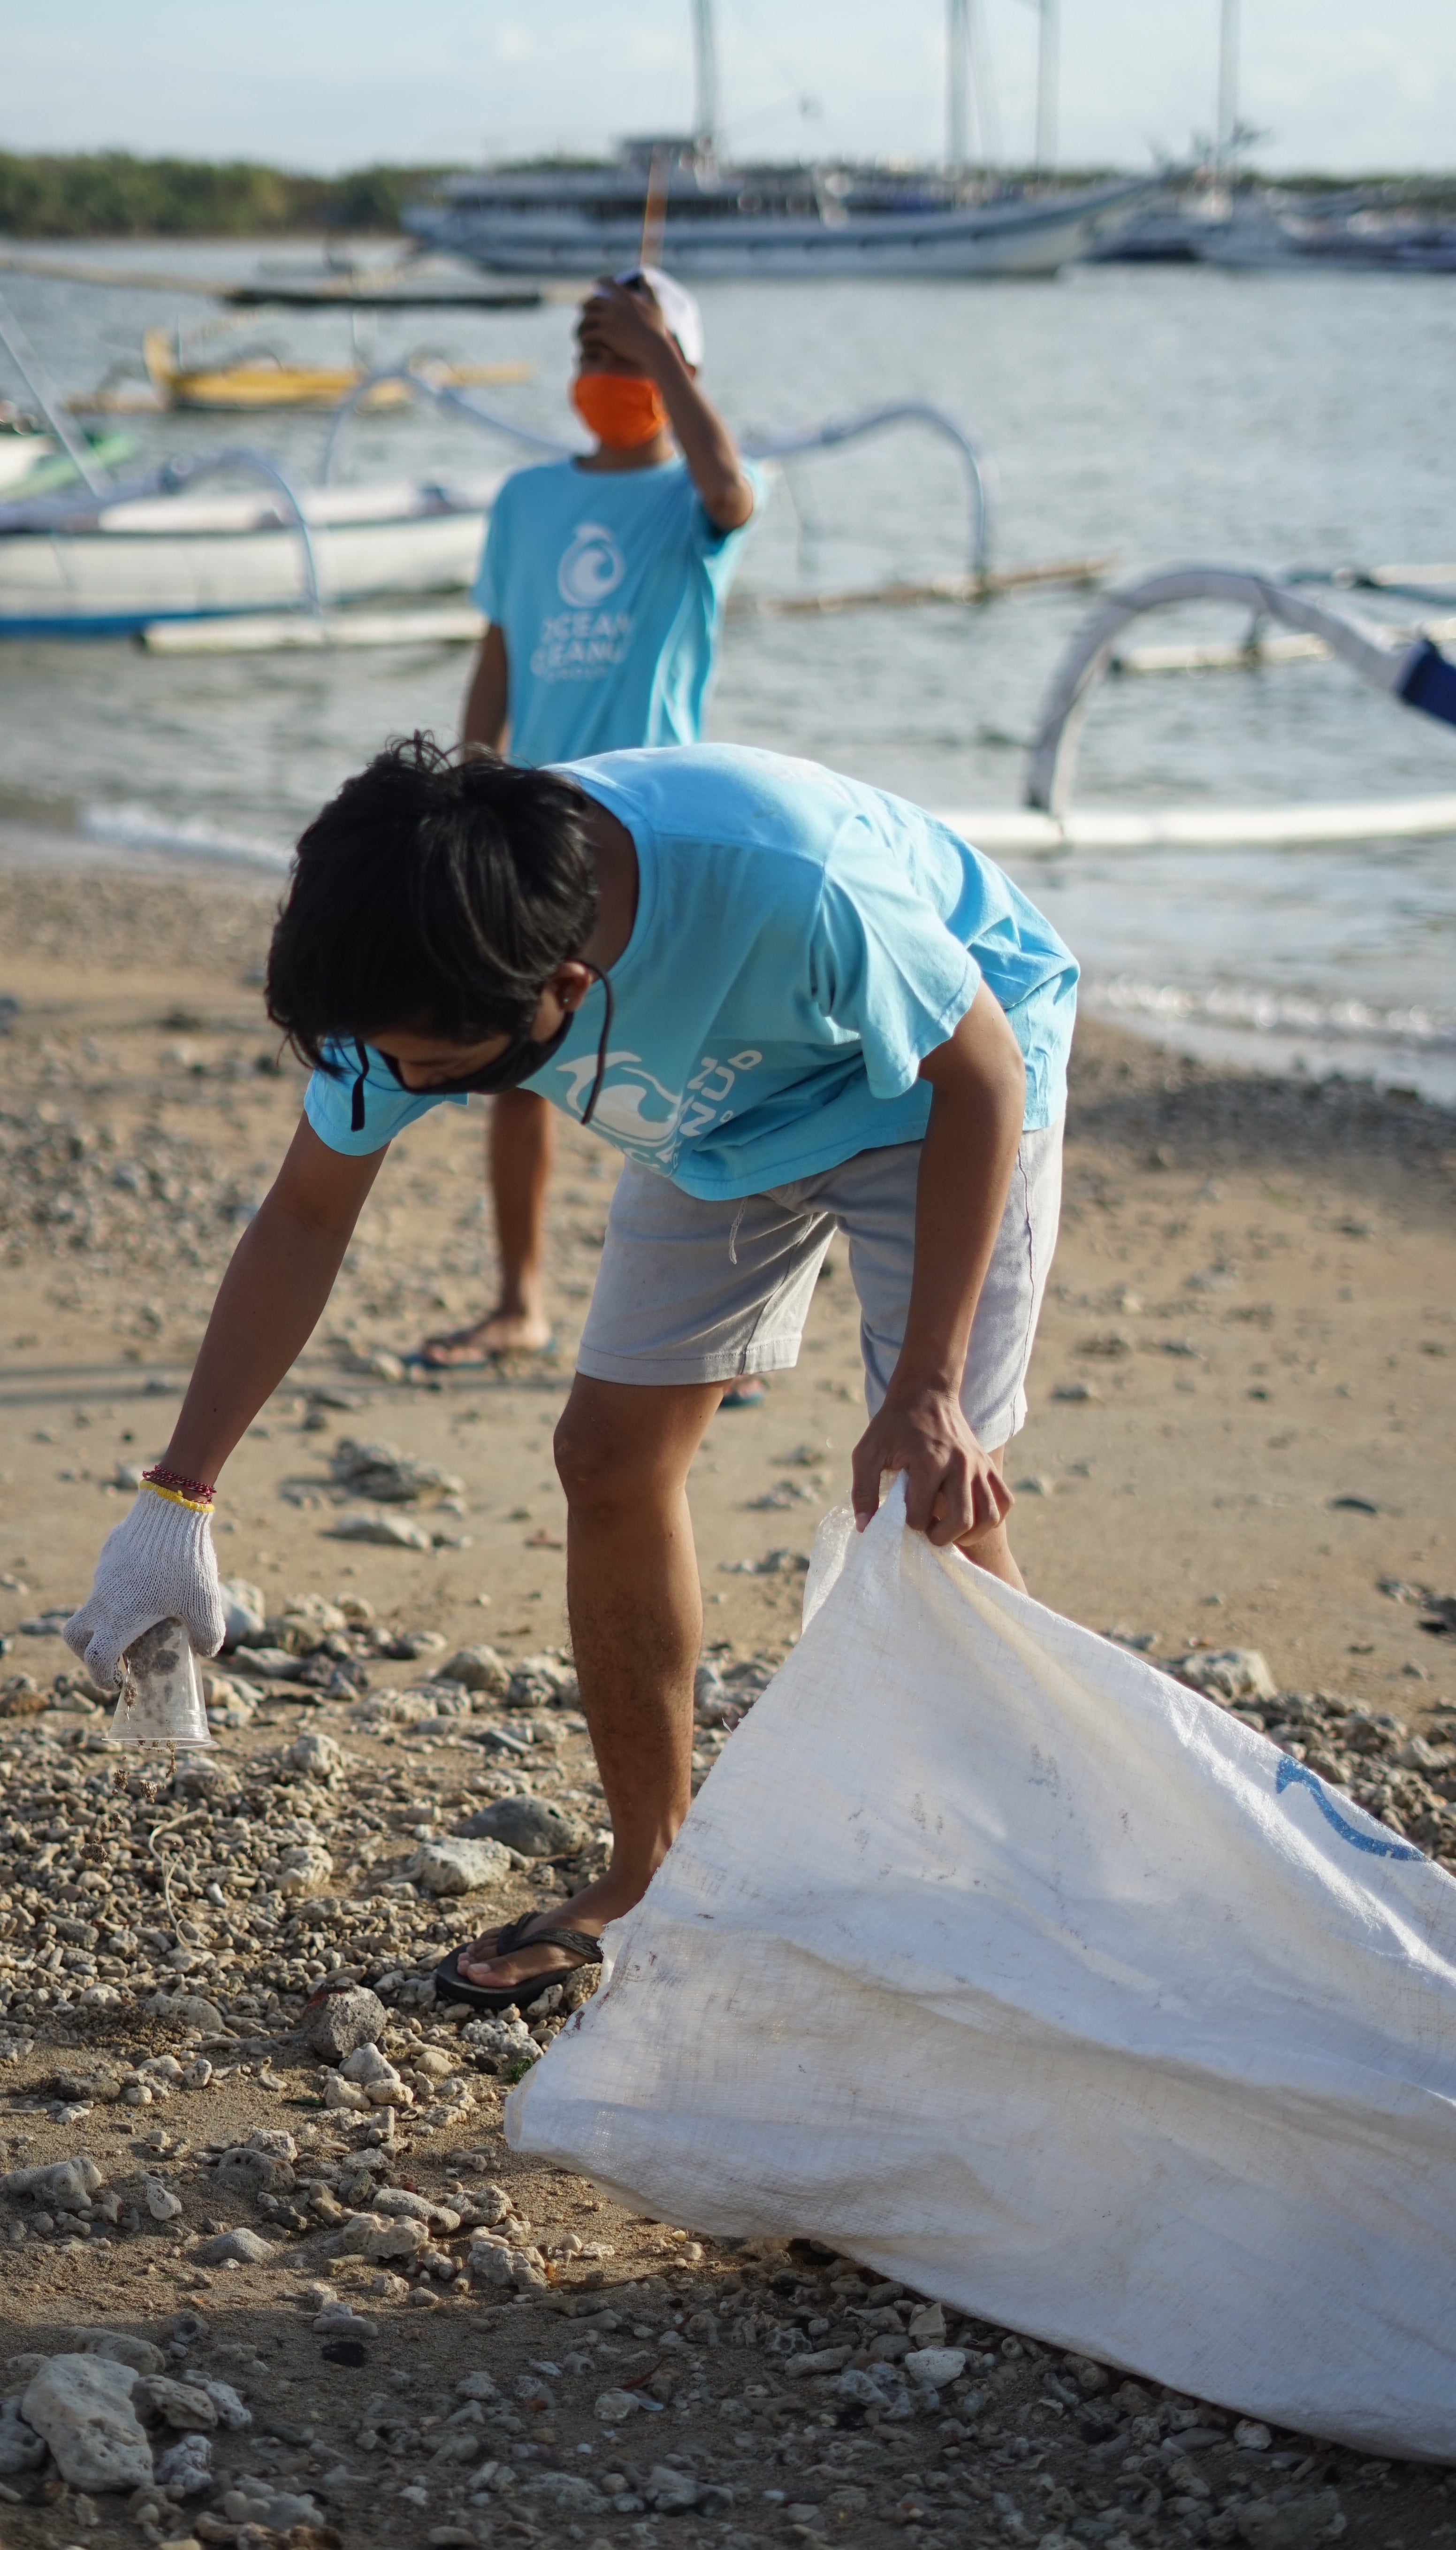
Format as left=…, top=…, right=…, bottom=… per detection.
left=1025, top=565, right=1456, bottom=818
left=742, top=402, right=991, bottom=582
left=320, top=370, right=992, bottom=578
left=320, top=368, right=573, bottom=482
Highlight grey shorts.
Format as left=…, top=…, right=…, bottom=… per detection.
left=577, top=1118, right=1064, bottom=1447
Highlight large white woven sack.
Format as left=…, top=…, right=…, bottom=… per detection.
left=508, top=1482, right=1456, bottom=2457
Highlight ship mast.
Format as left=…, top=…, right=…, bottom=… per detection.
left=691, top=0, right=719, bottom=153
left=946, top=0, right=969, bottom=168
left=1216, top=0, right=1240, bottom=176
left=1034, top=0, right=1059, bottom=172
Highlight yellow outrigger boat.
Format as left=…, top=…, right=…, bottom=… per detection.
left=137, top=330, right=531, bottom=413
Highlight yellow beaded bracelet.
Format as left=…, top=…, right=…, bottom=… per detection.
left=140, top=1478, right=215, bottom=1517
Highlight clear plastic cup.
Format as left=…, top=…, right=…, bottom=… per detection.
left=108, top=1618, right=214, bottom=1751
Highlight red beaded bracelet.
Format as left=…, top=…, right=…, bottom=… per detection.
left=142, top=1463, right=217, bottom=1503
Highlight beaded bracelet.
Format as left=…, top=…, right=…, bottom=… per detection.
left=142, top=1464, right=216, bottom=1505
left=141, top=1479, right=215, bottom=1517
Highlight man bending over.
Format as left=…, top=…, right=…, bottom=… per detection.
left=66, top=740, right=1078, bottom=2017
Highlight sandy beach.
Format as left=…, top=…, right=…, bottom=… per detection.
left=0, top=844, right=1454, bottom=2550
left=3, top=848, right=1452, bottom=1703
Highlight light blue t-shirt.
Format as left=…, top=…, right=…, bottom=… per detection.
left=306, top=747, right=1078, bottom=1202
left=473, top=456, right=762, bottom=766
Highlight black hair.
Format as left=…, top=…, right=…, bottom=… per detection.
left=266, top=735, right=600, bottom=1070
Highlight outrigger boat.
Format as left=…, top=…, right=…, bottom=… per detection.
left=0, top=411, right=53, bottom=493
left=0, top=403, right=132, bottom=497
left=92, top=567, right=1456, bottom=886
left=119, top=328, right=531, bottom=415
left=0, top=307, right=1014, bottom=643
left=0, top=289, right=521, bottom=638
left=0, top=468, right=507, bottom=638
left=939, top=565, right=1456, bottom=854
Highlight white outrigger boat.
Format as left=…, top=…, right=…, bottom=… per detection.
left=93, top=565, right=1456, bottom=888
left=0, top=358, right=999, bottom=642
left=0, top=466, right=506, bottom=639
left=0, top=417, right=54, bottom=492
left=0, top=289, right=534, bottom=640
left=940, top=565, right=1456, bottom=855
left=0, top=327, right=134, bottom=501
left=5, top=345, right=1012, bottom=649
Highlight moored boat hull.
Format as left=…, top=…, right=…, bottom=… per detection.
left=409, top=180, right=1151, bottom=282
left=0, top=432, right=53, bottom=492
left=134, top=328, right=535, bottom=414
left=0, top=479, right=498, bottom=637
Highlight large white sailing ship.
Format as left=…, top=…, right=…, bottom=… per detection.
left=405, top=1, right=1151, bottom=282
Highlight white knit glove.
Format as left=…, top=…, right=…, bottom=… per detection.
left=64, top=1489, right=226, bottom=1689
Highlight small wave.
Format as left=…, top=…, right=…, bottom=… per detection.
left=1088, top=975, right=1456, bottom=1054
left=80, top=801, right=291, bottom=873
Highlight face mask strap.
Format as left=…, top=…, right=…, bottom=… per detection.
left=371, top=965, right=615, bottom=1119
left=578, top=965, right=614, bottom=1129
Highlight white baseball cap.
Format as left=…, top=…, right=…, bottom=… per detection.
left=615, top=265, right=705, bottom=368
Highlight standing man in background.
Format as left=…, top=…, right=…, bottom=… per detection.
left=415, top=267, right=762, bottom=1372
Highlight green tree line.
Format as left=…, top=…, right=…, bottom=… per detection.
left=3, top=148, right=1452, bottom=239
left=0, top=152, right=461, bottom=238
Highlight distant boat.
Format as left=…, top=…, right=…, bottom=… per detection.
left=73, top=329, right=534, bottom=416
left=406, top=146, right=1151, bottom=283
left=406, top=0, right=1149, bottom=283
left=1094, top=184, right=1456, bottom=273
left=0, top=288, right=504, bottom=636
left=1096, top=0, right=1456, bottom=276
left=0, top=408, right=131, bottom=494
left=0, top=416, right=53, bottom=491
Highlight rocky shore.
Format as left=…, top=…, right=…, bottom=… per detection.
left=0, top=857, right=1453, bottom=2550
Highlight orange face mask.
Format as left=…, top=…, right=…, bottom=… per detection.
left=571, top=371, right=669, bottom=450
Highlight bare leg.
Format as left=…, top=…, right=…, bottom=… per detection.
left=459, top=1376, right=722, bottom=1991
left=488, top=1087, right=555, bottom=1344
left=418, top=1088, right=556, bottom=1364
left=956, top=1441, right=1027, bottom=1593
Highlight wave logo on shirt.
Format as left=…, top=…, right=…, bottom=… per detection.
left=554, top=1049, right=683, bottom=1150
left=557, top=522, right=626, bottom=609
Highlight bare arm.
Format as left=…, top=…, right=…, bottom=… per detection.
left=850, top=982, right=1028, bottom=1545
left=462, top=621, right=509, bottom=751
left=161, top=1117, right=386, bottom=1485
left=583, top=279, right=755, bottom=531
left=650, top=336, right=755, bottom=530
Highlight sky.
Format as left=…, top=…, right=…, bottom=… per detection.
left=6, top=0, right=1453, bottom=176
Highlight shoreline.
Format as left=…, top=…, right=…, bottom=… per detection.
left=1, top=847, right=1451, bottom=1710
left=3, top=822, right=1454, bottom=1177
left=5, top=809, right=1455, bottom=1111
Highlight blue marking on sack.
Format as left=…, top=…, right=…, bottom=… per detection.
left=1276, top=1755, right=1423, bottom=1860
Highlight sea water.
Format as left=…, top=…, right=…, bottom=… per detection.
left=0, top=247, right=1453, bottom=1097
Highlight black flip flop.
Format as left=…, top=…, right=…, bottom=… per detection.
left=433, top=1914, right=603, bottom=2016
